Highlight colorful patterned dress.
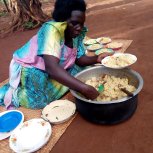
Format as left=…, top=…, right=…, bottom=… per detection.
left=0, top=21, right=87, bottom=109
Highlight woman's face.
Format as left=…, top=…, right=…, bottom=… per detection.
left=67, top=10, right=85, bottom=38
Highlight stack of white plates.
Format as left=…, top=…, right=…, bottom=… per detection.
left=9, top=118, right=52, bottom=153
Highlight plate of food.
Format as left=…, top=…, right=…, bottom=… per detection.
left=9, top=118, right=52, bottom=153
left=96, top=37, right=112, bottom=45
left=101, top=53, right=137, bottom=69
left=86, top=44, right=103, bottom=51
left=41, top=100, right=76, bottom=124
left=106, top=42, right=123, bottom=50
left=83, top=39, right=97, bottom=45
left=95, top=48, right=114, bottom=55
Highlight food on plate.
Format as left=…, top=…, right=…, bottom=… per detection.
left=107, top=42, right=123, bottom=50
left=95, top=48, right=114, bottom=55
left=85, top=74, right=136, bottom=101
left=83, top=39, right=97, bottom=45
left=96, top=37, right=112, bottom=44
left=87, top=44, right=102, bottom=51
left=101, top=53, right=137, bottom=68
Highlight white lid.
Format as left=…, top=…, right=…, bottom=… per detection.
left=41, top=100, right=76, bottom=124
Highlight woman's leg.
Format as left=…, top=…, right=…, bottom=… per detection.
left=0, top=84, right=10, bottom=106
left=0, top=65, right=86, bottom=109
left=16, top=67, right=69, bottom=109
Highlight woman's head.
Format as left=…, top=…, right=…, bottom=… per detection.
left=52, top=0, right=86, bottom=38
left=52, top=0, right=86, bottom=22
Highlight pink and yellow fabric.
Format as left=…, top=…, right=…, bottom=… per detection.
left=0, top=21, right=87, bottom=109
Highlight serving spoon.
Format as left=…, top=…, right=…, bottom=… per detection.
left=118, top=84, right=134, bottom=97
left=120, top=88, right=134, bottom=97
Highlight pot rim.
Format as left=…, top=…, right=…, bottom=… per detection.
left=70, top=67, right=143, bottom=104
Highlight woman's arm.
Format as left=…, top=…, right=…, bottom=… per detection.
left=75, top=55, right=98, bottom=66
left=76, top=52, right=113, bottom=66
left=43, top=55, right=99, bottom=100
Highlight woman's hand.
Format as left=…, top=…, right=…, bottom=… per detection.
left=81, top=84, right=99, bottom=100
left=97, top=52, right=114, bottom=63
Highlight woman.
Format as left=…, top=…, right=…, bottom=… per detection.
left=0, top=0, right=111, bottom=109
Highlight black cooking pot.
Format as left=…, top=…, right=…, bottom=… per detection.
left=70, top=66, right=143, bottom=124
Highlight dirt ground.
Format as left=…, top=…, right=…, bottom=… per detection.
left=0, top=0, right=153, bottom=153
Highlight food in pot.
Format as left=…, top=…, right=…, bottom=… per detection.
left=85, top=74, right=136, bottom=101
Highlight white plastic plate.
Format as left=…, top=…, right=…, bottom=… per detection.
left=86, top=44, right=103, bottom=51
left=83, top=39, right=97, bottom=45
left=41, top=100, right=76, bottom=124
left=96, top=37, right=112, bottom=45
left=107, top=42, right=123, bottom=50
left=101, top=53, right=137, bottom=69
left=9, top=118, right=52, bottom=153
